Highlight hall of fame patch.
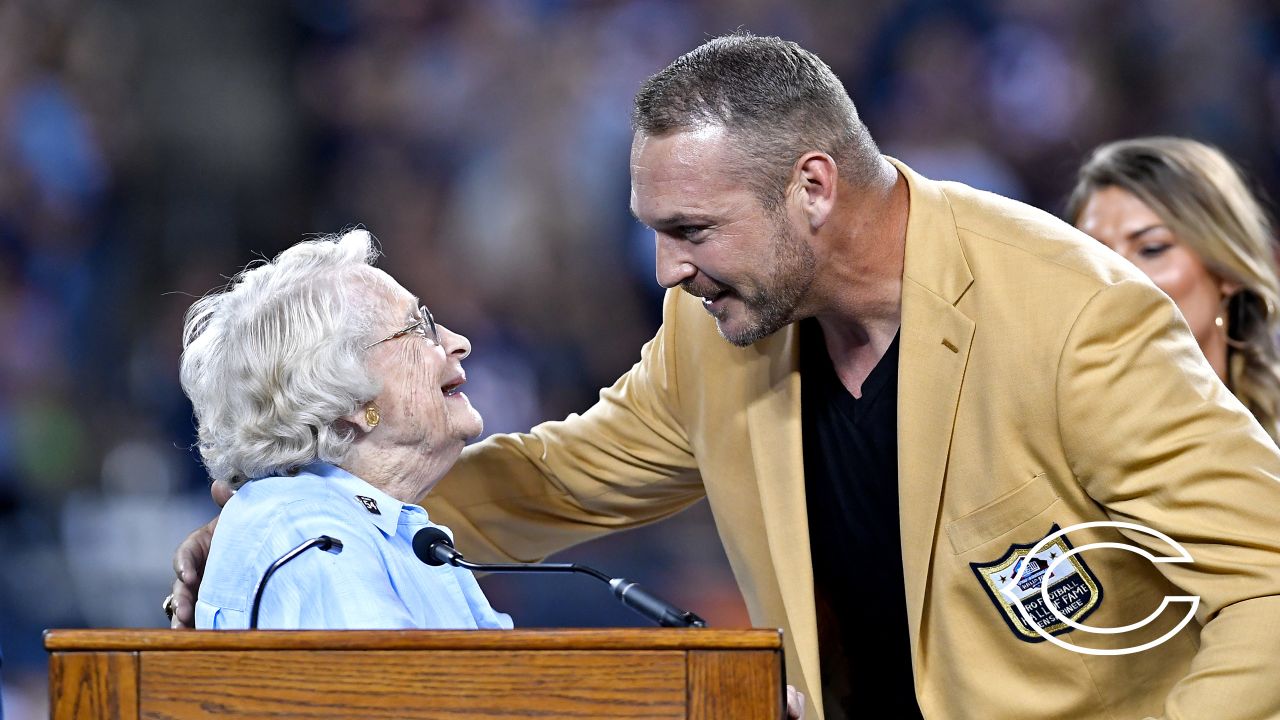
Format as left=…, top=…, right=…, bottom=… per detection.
left=970, top=524, right=1103, bottom=643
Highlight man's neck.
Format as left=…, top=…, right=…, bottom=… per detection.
left=814, top=317, right=899, bottom=398
left=806, top=162, right=909, bottom=397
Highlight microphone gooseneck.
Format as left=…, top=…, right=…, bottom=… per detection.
left=411, top=527, right=706, bottom=628
left=249, top=535, right=344, bottom=629
left=608, top=578, right=708, bottom=629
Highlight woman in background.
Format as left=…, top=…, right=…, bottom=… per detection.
left=1068, top=137, right=1280, bottom=442
left=181, top=228, right=511, bottom=630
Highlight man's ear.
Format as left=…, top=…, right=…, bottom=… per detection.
left=792, top=152, right=837, bottom=230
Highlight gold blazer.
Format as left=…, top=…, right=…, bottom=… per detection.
left=429, top=160, right=1280, bottom=719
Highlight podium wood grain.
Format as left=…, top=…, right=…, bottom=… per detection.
left=50, top=651, right=138, bottom=720
left=46, top=629, right=782, bottom=720
left=688, top=650, right=781, bottom=720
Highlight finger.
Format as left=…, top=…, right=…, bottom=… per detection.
left=169, top=577, right=196, bottom=629
left=173, top=536, right=193, bottom=582
left=210, top=480, right=234, bottom=508
left=785, top=686, right=806, bottom=720
left=173, top=516, right=218, bottom=583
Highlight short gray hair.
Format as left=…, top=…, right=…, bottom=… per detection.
left=632, top=32, right=879, bottom=208
left=180, top=229, right=383, bottom=485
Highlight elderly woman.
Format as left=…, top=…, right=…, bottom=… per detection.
left=1067, top=137, right=1280, bottom=442
left=181, top=229, right=511, bottom=629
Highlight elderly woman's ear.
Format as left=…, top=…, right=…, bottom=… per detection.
left=342, top=403, right=382, bottom=434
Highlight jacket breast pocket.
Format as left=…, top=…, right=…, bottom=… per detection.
left=946, top=473, right=1060, bottom=555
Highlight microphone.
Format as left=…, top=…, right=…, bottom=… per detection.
left=249, top=535, right=344, bottom=629
left=412, top=527, right=706, bottom=628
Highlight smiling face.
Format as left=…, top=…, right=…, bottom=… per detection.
left=1075, top=186, right=1231, bottom=354
left=359, top=268, right=483, bottom=459
left=630, top=127, right=817, bottom=347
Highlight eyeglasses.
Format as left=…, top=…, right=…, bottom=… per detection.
left=363, top=305, right=439, bottom=349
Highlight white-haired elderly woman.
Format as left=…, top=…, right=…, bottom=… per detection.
left=181, top=229, right=511, bottom=630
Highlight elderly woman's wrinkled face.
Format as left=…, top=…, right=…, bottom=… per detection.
left=361, top=270, right=483, bottom=455
left=1075, top=186, right=1231, bottom=353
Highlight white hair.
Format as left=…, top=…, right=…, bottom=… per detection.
left=180, top=229, right=383, bottom=486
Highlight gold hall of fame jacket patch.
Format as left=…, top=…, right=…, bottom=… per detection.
left=970, top=524, right=1104, bottom=643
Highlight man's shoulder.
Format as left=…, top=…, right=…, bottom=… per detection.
left=938, top=180, right=1148, bottom=294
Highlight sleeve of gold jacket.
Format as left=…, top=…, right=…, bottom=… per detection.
left=423, top=289, right=704, bottom=564
left=1057, top=278, right=1280, bottom=720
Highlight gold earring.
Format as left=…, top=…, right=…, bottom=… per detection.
left=365, top=405, right=380, bottom=428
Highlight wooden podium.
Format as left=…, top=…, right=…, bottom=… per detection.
left=45, top=628, right=783, bottom=719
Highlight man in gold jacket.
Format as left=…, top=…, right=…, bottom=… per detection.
left=423, top=36, right=1280, bottom=720
left=173, top=33, right=1280, bottom=719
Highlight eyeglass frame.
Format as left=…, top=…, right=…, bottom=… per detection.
left=362, top=305, right=439, bottom=349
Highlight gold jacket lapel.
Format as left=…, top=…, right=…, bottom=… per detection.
left=743, top=327, right=822, bottom=716
left=892, top=160, right=975, bottom=672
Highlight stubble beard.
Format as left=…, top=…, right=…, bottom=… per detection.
left=717, top=219, right=817, bottom=348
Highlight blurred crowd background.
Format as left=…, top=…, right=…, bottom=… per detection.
left=2, top=0, right=1279, bottom=715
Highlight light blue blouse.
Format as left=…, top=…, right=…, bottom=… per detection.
left=196, top=462, right=512, bottom=630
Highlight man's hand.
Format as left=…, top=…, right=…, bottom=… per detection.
left=167, top=479, right=234, bottom=628
left=786, top=685, right=806, bottom=719
left=210, top=478, right=234, bottom=507
left=169, top=515, right=215, bottom=628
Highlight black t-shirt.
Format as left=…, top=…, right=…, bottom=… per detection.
left=800, top=319, right=922, bottom=719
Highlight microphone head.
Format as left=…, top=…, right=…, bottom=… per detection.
left=412, top=527, right=455, bottom=566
